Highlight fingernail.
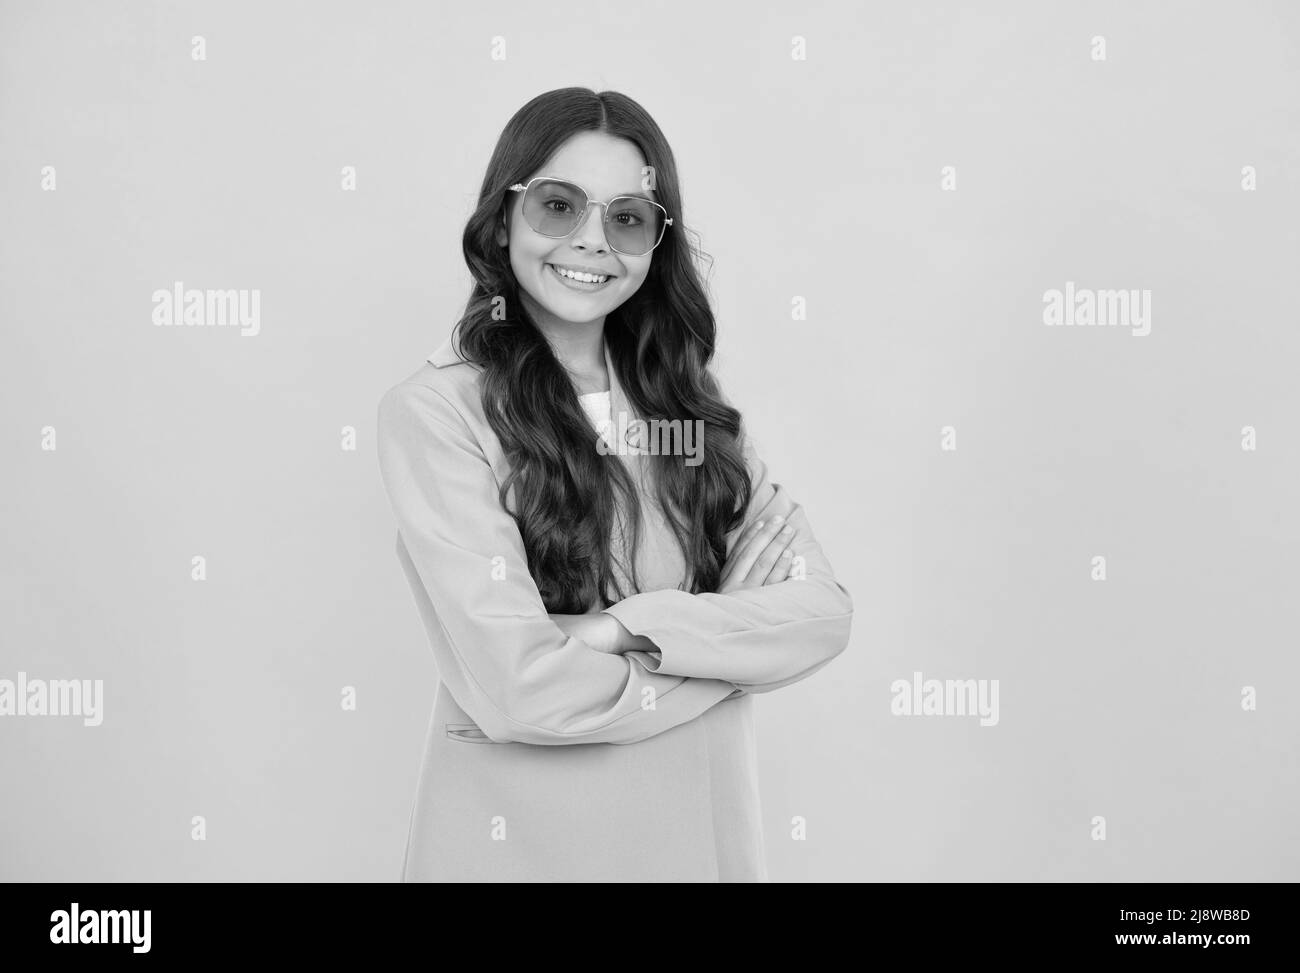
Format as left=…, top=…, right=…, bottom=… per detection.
left=772, top=515, right=785, bottom=525
left=755, top=521, right=764, bottom=529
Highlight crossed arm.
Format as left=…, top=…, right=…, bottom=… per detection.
left=551, top=515, right=809, bottom=653
left=377, top=380, right=853, bottom=745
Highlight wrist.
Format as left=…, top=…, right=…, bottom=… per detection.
left=597, top=611, right=624, bottom=653
left=601, top=611, right=657, bottom=654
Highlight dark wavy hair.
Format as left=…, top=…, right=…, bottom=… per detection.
left=453, top=87, right=751, bottom=614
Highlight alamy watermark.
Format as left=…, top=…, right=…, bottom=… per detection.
left=596, top=410, right=704, bottom=467
left=50, top=903, right=150, bottom=953
left=151, top=281, right=261, bottom=336
left=1043, top=281, right=1151, bottom=336
left=0, top=672, right=103, bottom=726
left=891, top=671, right=999, bottom=727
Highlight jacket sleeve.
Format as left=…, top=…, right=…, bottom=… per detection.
left=601, top=433, right=854, bottom=693
left=376, top=380, right=739, bottom=746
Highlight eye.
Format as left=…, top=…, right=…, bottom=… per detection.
left=542, top=198, right=573, bottom=214
left=612, top=212, right=644, bottom=226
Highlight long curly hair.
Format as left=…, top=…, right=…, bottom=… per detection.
left=453, top=87, right=751, bottom=613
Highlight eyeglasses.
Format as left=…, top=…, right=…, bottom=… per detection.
left=507, top=176, right=673, bottom=256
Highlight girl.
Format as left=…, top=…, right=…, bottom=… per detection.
left=377, top=87, right=853, bottom=882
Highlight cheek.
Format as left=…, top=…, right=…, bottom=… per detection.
left=507, top=239, right=550, bottom=291
left=620, top=260, right=653, bottom=294
left=509, top=227, right=542, bottom=264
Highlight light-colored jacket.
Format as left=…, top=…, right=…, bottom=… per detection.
left=376, top=328, right=854, bottom=882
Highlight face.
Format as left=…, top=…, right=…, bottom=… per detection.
left=498, top=131, right=658, bottom=331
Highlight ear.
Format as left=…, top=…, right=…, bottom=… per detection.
left=494, top=209, right=509, bottom=248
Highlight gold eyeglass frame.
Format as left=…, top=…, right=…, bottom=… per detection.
left=506, top=176, right=673, bottom=256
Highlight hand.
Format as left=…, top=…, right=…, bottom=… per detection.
left=548, top=611, right=619, bottom=654
left=550, top=612, right=658, bottom=656
left=718, top=514, right=795, bottom=594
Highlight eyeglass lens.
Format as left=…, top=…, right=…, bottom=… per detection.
left=521, top=179, right=665, bottom=255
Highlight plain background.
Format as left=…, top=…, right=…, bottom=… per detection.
left=2, top=0, right=1298, bottom=881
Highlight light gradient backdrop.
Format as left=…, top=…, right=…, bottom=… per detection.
left=2, top=0, right=1297, bottom=881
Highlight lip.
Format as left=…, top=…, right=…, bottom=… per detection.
left=546, top=263, right=616, bottom=291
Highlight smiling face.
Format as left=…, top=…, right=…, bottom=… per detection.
left=498, top=131, right=657, bottom=332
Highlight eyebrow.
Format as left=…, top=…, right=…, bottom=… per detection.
left=548, top=176, right=655, bottom=200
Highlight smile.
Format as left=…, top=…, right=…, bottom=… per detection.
left=547, top=263, right=613, bottom=289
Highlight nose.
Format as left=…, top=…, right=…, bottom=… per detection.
left=570, top=200, right=611, bottom=254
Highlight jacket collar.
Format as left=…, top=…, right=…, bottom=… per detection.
left=427, top=325, right=469, bottom=368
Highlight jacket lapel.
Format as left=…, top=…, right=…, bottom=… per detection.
left=424, top=325, right=654, bottom=604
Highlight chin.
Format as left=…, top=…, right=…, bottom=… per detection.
left=538, top=286, right=620, bottom=322
left=549, top=302, right=615, bottom=325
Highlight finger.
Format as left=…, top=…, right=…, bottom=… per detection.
left=763, top=546, right=794, bottom=585
left=743, top=520, right=793, bottom=585
left=718, top=524, right=754, bottom=585
left=731, top=516, right=788, bottom=582
left=721, top=518, right=771, bottom=583
left=725, top=516, right=768, bottom=563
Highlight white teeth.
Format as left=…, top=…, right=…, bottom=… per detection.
left=552, top=265, right=608, bottom=284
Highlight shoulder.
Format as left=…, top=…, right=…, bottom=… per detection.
left=378, top=335, right=488, bottom=441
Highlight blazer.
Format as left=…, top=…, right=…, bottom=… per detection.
left=376, top=327, right=854, bottom=882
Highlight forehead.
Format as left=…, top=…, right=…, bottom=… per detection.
left=532, top=131, right=651, bottom=199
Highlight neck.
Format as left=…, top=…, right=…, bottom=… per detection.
left=526, top=302, right=609, bottom=392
